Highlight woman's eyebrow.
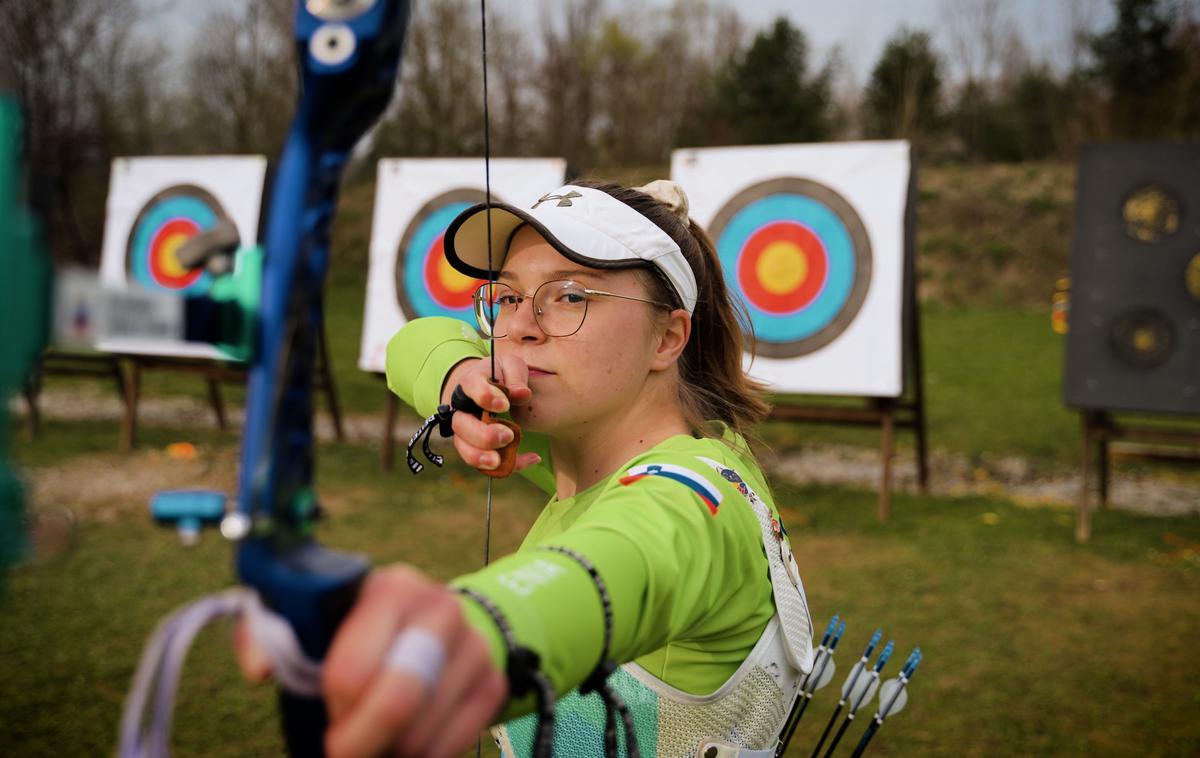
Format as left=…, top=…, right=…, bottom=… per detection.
left=496, top=268, right=603, bottom=284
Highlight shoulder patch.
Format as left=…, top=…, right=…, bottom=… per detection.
left=619, top=462, right=723, bottom=515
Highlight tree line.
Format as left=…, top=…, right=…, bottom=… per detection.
left=2, top=0, right=1197, bottom=265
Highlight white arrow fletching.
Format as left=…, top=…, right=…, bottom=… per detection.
left=877, top=678, right=909, bottom=718
left=847, top=675, right=880, bottom=712
left=840, top=661, right=866, bottom=699
left=813, top=658, right=836, bottom=690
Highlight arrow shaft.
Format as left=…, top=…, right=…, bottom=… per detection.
left=810, top=702, right=844, bottom=758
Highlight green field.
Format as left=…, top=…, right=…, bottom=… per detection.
left=2, top=429, right=1199, bottom=756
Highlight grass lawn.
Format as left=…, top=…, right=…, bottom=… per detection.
left=3, top=423, right=1199, bottom=756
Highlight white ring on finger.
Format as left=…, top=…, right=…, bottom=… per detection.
left=384, top=628, right=447, bottom=691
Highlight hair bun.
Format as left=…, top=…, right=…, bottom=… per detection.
left=634, top=179, right=690, bottom=226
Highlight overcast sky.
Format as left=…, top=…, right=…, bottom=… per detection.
left=160, top=0, right=1116, bottom=86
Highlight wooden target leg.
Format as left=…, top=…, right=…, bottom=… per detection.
left=110, top=357, right=128, bottom=422
left=206, top=375, right=227, bottom=430
left=1098, top=436, right=1110, bottom=510
left=1076, top=413, right=1093, bottom=543
left=121, top=360, right=141, bottom=454
left=381, top=389, right=397, bottom=472
left=878, top=404, right=895, bottom=522
left=915, top=403, right=930, bottom=494
left=23, top=365, right=41, bottom=442
left=317, top=325, right=345, bottom=442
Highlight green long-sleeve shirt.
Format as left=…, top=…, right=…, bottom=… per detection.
left=386, top=317, right=780, bottom=705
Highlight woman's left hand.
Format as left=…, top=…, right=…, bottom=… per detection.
left=323, top=565, right=509, bottom=758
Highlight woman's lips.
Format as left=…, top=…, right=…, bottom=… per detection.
left=528, top=367, right=554, bottom=377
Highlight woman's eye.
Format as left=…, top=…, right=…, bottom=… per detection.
left=496, top=295, right=522, bottom=306
left=560, top=292, right=586, bottom=305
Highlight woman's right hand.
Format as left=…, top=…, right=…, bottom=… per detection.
left=442, top=356, right=540, bottom=474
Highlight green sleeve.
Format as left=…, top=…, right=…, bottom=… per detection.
left=453, top=453, right=772, bottom=719
left=384, top=317, right=556, bottom=494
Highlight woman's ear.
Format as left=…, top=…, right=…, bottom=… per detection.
left=650, top=309, right=691, bottom=371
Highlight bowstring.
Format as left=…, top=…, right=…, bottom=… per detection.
left=479, top=1, right=493, bottom=754
left=479, top=0, right=494, bottom=568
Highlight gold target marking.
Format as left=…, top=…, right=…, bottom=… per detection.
left=758, top=242, right=806, bottom=295
left=1132, top=327, right=1159, bottom=354
left=1123, top=186, right=1180, bottom=242
left=436, top=254, right=477, bottom=294
left=1187, top=253, right=1200, bottom=302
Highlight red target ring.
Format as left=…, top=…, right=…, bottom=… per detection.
left=737, top=221, right=827, bottom=315
left=148, top=217, right=204, bottom=289
left=422, top=232, right=479, bottom=310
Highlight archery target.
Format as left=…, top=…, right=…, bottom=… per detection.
left=394, top=189, right=488, bottom=322
left=97, top=156, right=267, bottom=359
left=672, top=141, right=913, bottom=397
left=710, top=178, right=872, bottom=358
left=1064, top=142, right=1200, bottom=416
left=125, top=185, right=232, bottom=296
left=359, top=158, right=567, bottom=373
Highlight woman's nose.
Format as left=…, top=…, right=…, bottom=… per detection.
left=506, top=297, right=545, bottom=342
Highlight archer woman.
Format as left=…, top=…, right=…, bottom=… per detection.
left=240, top=179, right=815, bottom=758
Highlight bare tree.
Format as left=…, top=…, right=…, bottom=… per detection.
left=372, top=0, right=485, bottom=158
left=174, top=0, right=297, bottom=156
left=0, top=0, right=165, bottom=263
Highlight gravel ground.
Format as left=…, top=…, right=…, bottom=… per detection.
left=14, top=388, right=1200, bottom=520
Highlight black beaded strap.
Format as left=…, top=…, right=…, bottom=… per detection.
left=406, top=385, right=484, bottom=474
left=540, top=546, right=641, bottom=758
left=457, top=587, right=556, bottom=758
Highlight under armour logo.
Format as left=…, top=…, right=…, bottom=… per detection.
left=532, top=191, right=582, bottom=209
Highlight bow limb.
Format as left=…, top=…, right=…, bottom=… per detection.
left=231, top=2, right=411, bottom=755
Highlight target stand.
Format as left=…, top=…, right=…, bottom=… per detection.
left=357, top=158, right=568, bottom=469
left=377, top=188, right=487, bottom=470
left=110, top=324, right=344, bottom=453
left=1065, top=142, right=1200, bottom=541
left=760, top=188, right=929, bottom=522
left=674, top=143, right=928, bottom=520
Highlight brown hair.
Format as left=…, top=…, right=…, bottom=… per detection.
left=573, top=178, right=771, bottom=440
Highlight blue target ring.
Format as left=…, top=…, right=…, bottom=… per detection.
left=395, top=189, right=487, bottom=323
left=709, top=178, right=872, bottom=358
left=126, top=185, right=229, bottom=296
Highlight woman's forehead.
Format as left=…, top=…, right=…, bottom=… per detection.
left=499, top=230, right=612, bottom=284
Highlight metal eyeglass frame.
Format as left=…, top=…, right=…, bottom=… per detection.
left=472, top=278, right=675, bottom=338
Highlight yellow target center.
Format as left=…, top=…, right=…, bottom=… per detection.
left=437, top=253, right=477, bottom=293
left=159, top=233, right=191, bottom=278
left=1132, top=327, right=1158, bottom=353
left=1186, top=253, right=1200, bottom=302
left=756, top=242, right=806, bottom=295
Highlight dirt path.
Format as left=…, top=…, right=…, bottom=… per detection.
left=15, top=389, right=1200, bottom=520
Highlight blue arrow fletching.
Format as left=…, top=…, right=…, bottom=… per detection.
left=864, top=629, right=882, bottom=657
left=820, top=615, right=839, bottom=646
left=902, top=648, right=922, bottom=678
left=829, top=620, right=847, bottom=649
left=874, top=640, right=894, bottom=671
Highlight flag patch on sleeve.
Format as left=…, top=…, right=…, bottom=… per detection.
left=619, top=463, right=724, bottom=515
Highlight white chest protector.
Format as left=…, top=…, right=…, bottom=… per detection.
left=496, top=457, right=815, bottom=758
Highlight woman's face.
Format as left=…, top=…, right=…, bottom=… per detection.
left=491, top=225, right=675, bottom=435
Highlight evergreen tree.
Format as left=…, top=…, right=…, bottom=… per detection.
left=1087, top=0, right=1189, bottom=138
left=863, top=30, right=944, bottom=147
left=709, top=18, right=834, bottom=144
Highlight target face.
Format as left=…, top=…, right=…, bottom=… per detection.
left=710, top=178, right=873, bottom=358
left=125, top=185, right=231, bottom=295
left=394, top=189, right=488, bottom=323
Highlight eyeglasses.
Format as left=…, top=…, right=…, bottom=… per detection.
left=472, top=279, right=674, bottom=338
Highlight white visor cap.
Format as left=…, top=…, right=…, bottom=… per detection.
left=443, top=184, right=698, bottom=314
